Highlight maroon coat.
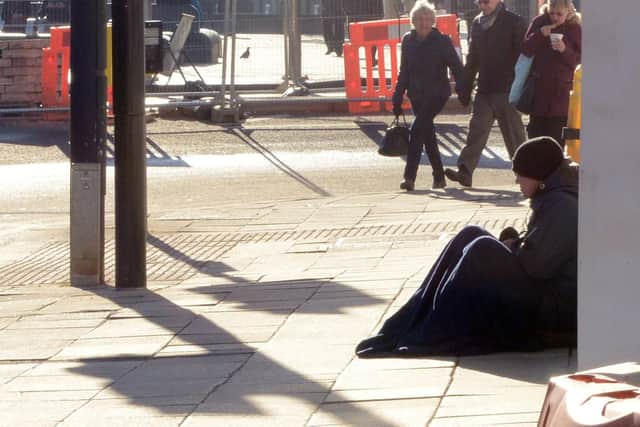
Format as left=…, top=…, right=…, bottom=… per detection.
left=522, top=13, right=582, bottom=117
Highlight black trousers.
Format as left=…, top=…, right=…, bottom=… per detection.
left=321, top=0, right=345, bottom=53
left=404, top=96, right=448, bottom=183
left=527, top=115, right=568, bottom=147
left=357, top=226, right=541, bottom=356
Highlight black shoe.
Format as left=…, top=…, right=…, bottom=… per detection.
left=432, top=177, right=446, bottom=189
left=444, top=168, right=472, bottom=187
left=325, top=48, right=334, bottom=55
left=400, top=180, right=415, bottom=191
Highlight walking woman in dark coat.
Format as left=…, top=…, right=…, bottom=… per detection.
left=392, top=1, right=463, bottom=191
left=522, top=0, right=582, bottom=145
left=356, top=136, right=578, bottom=357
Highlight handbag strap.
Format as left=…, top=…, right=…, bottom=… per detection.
left=392, top=113, right=407, bottom=127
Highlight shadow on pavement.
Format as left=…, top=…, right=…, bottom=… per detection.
left=104, top=133, right=191, bottom=168
left=0, top=121, right=70, bottom=157
left=409, top=187, right=525, bottom=207
left=229, top=127, right=332, bottom=197
left=67, top=234, right=395, bottom=425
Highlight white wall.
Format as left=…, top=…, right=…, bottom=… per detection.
left=578, top=0, right=640, bottom=369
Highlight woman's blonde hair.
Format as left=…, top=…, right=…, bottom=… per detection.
left=410, top=1, right=436, bottom=28
left=541, top=0, right=582, bottom=25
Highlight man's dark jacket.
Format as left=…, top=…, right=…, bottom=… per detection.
left=392, top=29, right=463, bottom=108
left=459, top=5, right=527, bottom=100
left=517, top=161, right=579, bottom=337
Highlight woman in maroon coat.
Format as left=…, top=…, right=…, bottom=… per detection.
left=522, top=0, right=581, bottom=146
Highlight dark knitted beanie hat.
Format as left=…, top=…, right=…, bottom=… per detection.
left=512, top=136, right=564, bottom=181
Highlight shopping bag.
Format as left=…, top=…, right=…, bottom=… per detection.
left=509, top=53, right=534, bottom=105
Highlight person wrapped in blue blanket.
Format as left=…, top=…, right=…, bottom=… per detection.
left=356, top=136, right=578, bottom=357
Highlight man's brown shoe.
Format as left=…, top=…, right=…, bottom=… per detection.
left=444, top=168, right=472, bottom=187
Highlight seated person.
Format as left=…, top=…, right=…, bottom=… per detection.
left=356, top=136, right=578, bottom=357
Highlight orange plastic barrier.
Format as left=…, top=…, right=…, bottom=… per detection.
left=41, top=25, right=114, bottom=120
left=41, top=26, right=71, bottom=119
left=344, top=15, right=461, bottom=114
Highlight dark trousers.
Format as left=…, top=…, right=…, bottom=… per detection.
left=527, top=115, right=568, bottom=148
left=379, top=226, right=539, bottom=355
left=458, top=93, right=526, bottom=176
left=322, top=17, right=345, bottom=53
left=322, top=0, right=345, bottom=54
left=403, top=96, right=448, bottom=183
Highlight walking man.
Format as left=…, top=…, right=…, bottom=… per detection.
left=445, top=0, right=527, bottom=187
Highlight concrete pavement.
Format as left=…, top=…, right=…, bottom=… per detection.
left=0, top=185, right=577, bottom=426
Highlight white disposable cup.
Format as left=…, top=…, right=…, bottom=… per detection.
left=550, top=33, right=564, bottom=43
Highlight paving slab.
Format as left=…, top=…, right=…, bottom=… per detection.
left=308, top=397, right=441, bottom=427
left=182, top=414, right=311, bottom=427
left=51, top=335, right=175, bottom=361
left=59, top=416, right=185, bottom=427
left=0, top=363, right=35, bottom=382
left=0, top=400, right=85, bottom=424
left=434, top=387, right=548, bottom=419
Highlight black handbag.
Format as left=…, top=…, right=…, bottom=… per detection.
left=516, top=52, right=549, bottom=115
left=378, top=115, right=409, bottom=157
left=516, top=74, right=536, bottom=115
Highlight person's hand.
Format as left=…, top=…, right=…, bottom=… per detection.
left=502, top=238, right=518, bottom=251
left=540, top=24, right=556, bottom=37
left=393, top=104, right=403, bottom=117
left=499, top=226, right=519, bottom=242
left=551, top=38, right=566, bottom=53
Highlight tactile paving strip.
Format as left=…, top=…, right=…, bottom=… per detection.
left=0, top=217, right=525, bottom=286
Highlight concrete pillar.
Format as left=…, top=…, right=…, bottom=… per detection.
left=578, top=0, right=640, bottom=369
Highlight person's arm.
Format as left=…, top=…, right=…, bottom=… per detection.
left=392, top=33, right=410, bottom=111
left=517, top=197, right=578, bottom=280
left=522, top=15, right=548, bottom=57
left=444, top=36, right=464, bottom=94
left=459, top=21, right=479, bottom=105
left=556, top=24, right=582, bottom=68
left=512, top=15, right=527, bottom=62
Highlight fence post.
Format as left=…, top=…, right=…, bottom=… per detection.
left=143, top=0, right=152, bottom=20
left=213, top=0, right=240, bottom=122
left=290, top=0, right=301, bottom=81
left=219, top=0, right=231, bottom=105
left=229, top=0, right=238, bottom=106
left=281, top=0, right=307, bottom=95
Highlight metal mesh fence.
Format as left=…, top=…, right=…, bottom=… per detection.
left=0, top=0, right=551, bottom=111
left=0, top=0, right=69, bottom=32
